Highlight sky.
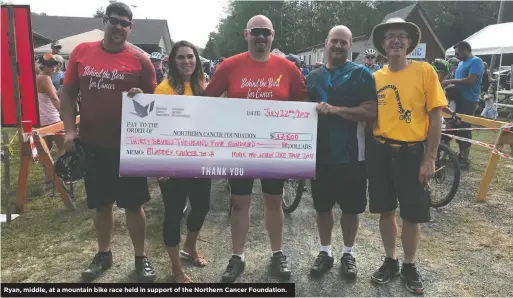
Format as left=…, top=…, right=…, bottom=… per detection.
left=9, top=0, right=229, bottom=48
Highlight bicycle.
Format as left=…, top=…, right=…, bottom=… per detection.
left=280, top=139, right=461, bottom=211
left=282, top=179, right=305, bottom=214
left=427, top=117, right=462, bottom=208
left=225, top=178, right=306, bottom=215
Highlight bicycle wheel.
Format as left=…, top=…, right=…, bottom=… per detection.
left=427, top=142, right=461, bottom=208
left=282, top=179, right=305, bottom=214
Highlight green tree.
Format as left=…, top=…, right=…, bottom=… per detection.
left=93, top=7, right=105, bottom=18
left=203, top=0, right=506, bottom=59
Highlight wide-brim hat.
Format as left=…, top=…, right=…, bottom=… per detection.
left=371, top=17, right=421, bottom=57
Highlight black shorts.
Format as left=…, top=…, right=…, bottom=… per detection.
left=229, top=179, right=285, bottom=196
left=454, top=100, right=478, bottom=149
left=367, top=138, right=431, bottom=223
left=83, top=143, right=150, bottom=210
left=311, top=162, right=367, bottom=214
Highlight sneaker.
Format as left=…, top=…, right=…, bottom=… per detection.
left=221, top=255, right=245, bottom=283
left=270, top=252, right=291, bottom=280
left=135, top=256, right=156, bottom=283
left=371, top=257, right=399, bottom=284
left=340, top=253, right=357, bottom=279
left=310, top=251, right=334, bottom=277
left=401, top=263, right=424, bottom=294
left=459, top=159, right=469, bottom=170
left=458, top=154, right=469, bottom=170
left=81, top=252, right=113, bottom=282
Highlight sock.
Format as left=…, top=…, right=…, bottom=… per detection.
left=320, top=245, right=332, bottom=257
left=98, top=250, right=111, bottom=256
left=233, top=253, right=245, bottom=262
left=342, top=246, right=353, bottom=255
left=272, top=250, right=283, bottom=256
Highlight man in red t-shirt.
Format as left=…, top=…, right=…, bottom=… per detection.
left=60, top=2, right=157, bottom=283
left=205, top=14, right=307, bottom=283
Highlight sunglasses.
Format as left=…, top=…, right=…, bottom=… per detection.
left=365, top=56, right=376, bottom=59
left=248, top=27, right=272, bottom=37
left=104, top=16, right=132, bottom=28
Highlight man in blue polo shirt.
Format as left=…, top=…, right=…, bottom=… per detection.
left=443, top=41, right=484, bottom=169
left=307, top=25, right=377, bottom=279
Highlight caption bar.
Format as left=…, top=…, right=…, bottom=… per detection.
left=1, top=283, right=295, bottom=297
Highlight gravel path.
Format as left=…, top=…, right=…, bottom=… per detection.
left=2, top=173, right=512, bottom=296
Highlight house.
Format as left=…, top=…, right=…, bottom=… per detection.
left=296, top=35, right=368, bottom=67
left=353, top=3, right=445, bottom=64
left=30, top=14, right=172, bottom=54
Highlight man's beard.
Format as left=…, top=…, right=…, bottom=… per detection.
left=254, top=40, right=268, bottom=53
left=331, top=53, right=348, bottom=65
left=108, top=30, right=126, bottom=45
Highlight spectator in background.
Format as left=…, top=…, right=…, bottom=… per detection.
left=34, top=54, right=41, bottom=75
left=362, top=48, right=381, bottom=73
left=443, top=41, right=484, bottom=169
left=150, top=52, right=165, bottom=84
left=301, top=60, right=310, bottom=76
left=36, top=54, right=64, bottom=176
left=481, top=85, right=498, bottom=119
left=481, top=62, right=491, bottom=93
left=51, top=55, right=66, bottom=90
left=51, top=40, right=65, bottom=71
left=447, top=57, right=459, bottom=80
left=213, top=57, right=224, bottom=73
left=162, top=55, right=169, bottom=74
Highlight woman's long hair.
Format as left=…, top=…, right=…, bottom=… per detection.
left=167, top=41, right=205, bottom=96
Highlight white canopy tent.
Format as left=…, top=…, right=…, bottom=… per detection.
left=445, top=22, right=513, bottom=109
left=445, top=22, right=513, bottom=56
left=34, top=29, right=150, bottom=57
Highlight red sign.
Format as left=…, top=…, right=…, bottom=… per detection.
left=1, top=5, right=40, bottom=127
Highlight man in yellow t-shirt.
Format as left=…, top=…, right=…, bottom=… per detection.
left=367, top=18, right=447, bottom=294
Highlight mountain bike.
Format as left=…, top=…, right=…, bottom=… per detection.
left=427, top=127, right=461, bottom=208
left=281, top=140, right=461, bottom=211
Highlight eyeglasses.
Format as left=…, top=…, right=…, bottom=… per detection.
left=248, top=27, right=273, bottom=37
left=365, top=56, right=376, bottom=59
left=384, top=34, right=409, bottom=41
left=104, top=16, right=132, bottom=28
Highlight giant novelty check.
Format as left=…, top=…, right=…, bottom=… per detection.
left=119, top=93, right=318, bottom=179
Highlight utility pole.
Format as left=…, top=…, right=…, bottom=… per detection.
left=489, top=0, right=505, bottom=72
